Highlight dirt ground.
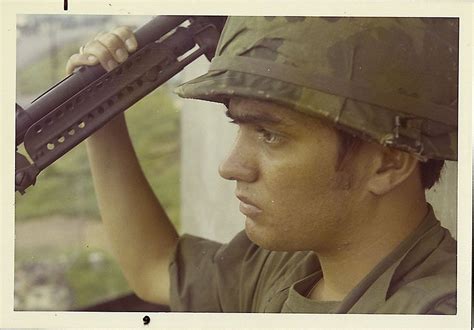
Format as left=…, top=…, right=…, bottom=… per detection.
left=15, top=216, right=109, bottom=252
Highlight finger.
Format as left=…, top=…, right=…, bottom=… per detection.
left=111, top=26, right=138, bottom=53
left=82, top=39, right=118, bottom=71
left=95, top=32, right=129, bottom=64
left=65, top=53, right=99, bottom=75
left=93, top=30, right=107, bottom=40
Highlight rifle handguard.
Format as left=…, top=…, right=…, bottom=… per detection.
left=15, top=16, right=226, bottom=194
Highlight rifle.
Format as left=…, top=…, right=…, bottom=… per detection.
left=15, top=15, right=226, bottom=194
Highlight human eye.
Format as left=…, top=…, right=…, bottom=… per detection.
left=256, top=127, right=283, bottom=145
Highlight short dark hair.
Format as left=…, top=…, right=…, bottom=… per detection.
left=419, top=158, right=445, bottom=189
left=336, top=130, right=444, bottom=190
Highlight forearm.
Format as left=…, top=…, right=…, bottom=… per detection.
left=86, top=113, right=178, bottom=305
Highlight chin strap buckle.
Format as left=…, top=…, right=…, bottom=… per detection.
left=385, top=115, right=426, bottom=161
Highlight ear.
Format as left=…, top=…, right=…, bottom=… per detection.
left=367, top=148, right=419, bottom=196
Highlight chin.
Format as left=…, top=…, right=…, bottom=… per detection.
left=244, top=219, right=302, bottom=252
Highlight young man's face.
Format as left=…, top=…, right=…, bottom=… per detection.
left=219, top=97, right=375, bottom=252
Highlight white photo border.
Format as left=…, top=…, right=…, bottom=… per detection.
left=1, top=0, right=472, bottom=328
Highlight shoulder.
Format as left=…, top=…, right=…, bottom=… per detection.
left=383, top=228, right=457, bottom=314
left=383, top=273, right=456, bottom=314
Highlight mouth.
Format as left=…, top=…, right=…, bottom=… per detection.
left=236, top=194, right=263, bottom=218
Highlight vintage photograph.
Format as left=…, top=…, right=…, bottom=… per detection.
left=2, top=1, right=472, bottom=328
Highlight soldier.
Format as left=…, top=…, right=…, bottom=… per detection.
left=66, top=17, right=457, bottom=313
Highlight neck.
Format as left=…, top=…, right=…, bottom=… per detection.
left=309, top=184, right=428, bottom=302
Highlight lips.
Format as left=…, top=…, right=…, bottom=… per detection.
left=236, top=194, right=263, bottom=218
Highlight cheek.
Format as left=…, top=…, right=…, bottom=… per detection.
left=262, top=150, right=339, bottom=205
left=263, top=157, right=343, bottom=219
left=256, top=153, right=355, bottom=249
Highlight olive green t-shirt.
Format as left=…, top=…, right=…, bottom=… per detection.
left=169, top=207, right=456, bottom=313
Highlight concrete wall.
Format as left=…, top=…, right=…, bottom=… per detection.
left=179, top=58, right=243, bottom=242
left=426, top=161, right=457, bottom=238
left=180, top=60, right=458, bottom=243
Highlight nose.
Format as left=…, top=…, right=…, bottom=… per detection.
left=218, top=135, right=258, bottom=183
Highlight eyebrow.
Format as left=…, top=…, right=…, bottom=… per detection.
left=225, top=109, right=284, bottom=126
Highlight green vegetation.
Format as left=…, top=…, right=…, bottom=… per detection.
left=65, top=248, right=130, bottom=307
left=17, top=43, right=79, bottom=96
left=15, top=246, right=131, bottom=308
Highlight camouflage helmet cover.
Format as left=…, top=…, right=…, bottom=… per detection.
left=176, top=16, right=458, bottom=160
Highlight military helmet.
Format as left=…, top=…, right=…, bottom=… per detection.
left=176, top=17, right=458, bottom=161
